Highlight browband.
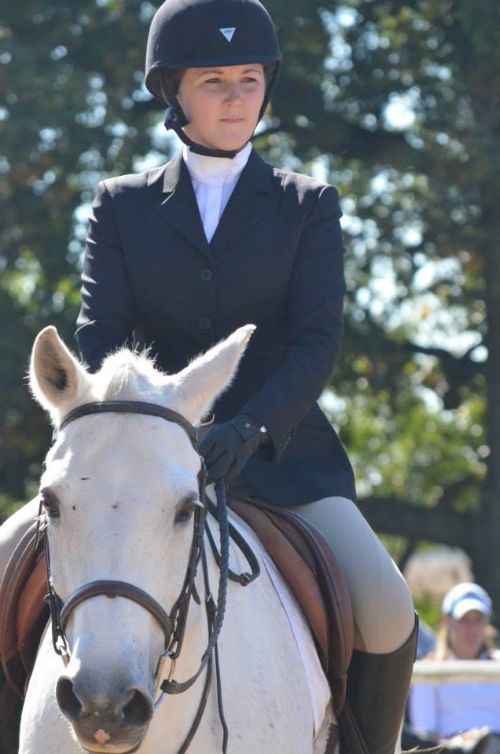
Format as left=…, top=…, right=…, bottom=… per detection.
left=59, top=401, right=198, bottom=445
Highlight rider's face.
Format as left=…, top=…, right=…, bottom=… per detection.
left=176, top=64, right=266, bottom=151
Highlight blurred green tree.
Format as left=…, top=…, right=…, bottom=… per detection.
left=307, top=0, right=500, bottom=611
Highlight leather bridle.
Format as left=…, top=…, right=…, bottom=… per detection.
left=42, top=400, right=260, bottom=754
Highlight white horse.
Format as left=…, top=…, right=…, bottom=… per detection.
left=20, top=325, right=336, bottom=754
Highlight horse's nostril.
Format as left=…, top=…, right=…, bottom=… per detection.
left=121, top=688, right=153, bottom=727
left=56, top=676, right=152, bottom=730
left=56, top=676, right=83, bottom=722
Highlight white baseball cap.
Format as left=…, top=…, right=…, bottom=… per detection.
left=442, top=582, right=492, bottom=620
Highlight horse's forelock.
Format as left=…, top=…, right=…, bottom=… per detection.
left=92, top=348, right=171, bottom=403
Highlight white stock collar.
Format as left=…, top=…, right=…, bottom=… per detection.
left=182, top=142, right=252, bottom=187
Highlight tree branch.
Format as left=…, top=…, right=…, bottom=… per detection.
left=344, top=314, right=486, bottom=381
left=435, top=475, right=483, bottom=510
left=398, top=538, right=417, bottom=573
left=357, top=496, right=475, bottom=550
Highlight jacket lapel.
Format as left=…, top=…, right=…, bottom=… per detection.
left=152, top=148, right=275, bottom=258
left=153, top=153, right=210, bottom=258
left=209, top=149, right=275, bottom=254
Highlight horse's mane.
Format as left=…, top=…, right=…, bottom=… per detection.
left=92, top=348, right=172, bottom=404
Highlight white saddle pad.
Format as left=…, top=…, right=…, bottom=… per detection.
left=229, top=512, right=334, bottom=738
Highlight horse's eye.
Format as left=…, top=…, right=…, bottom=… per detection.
left=40, top=491, right=60, bottom=519
left=174, top=499, right=199, bottom=525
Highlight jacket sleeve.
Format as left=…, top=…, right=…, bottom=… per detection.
left=75, top=181, right=137, bottom=372
left=241, top=184, right=346, bottom=458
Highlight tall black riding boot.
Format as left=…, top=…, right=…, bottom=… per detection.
left=343, top=615, right=419, bottom=754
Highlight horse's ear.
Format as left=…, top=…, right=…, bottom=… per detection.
left=30, top=326, right=91, bottom=423
left=170, top=325, right=255, bottom=424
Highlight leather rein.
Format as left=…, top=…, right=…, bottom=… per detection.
left=42, top=400, right=260, bottom=754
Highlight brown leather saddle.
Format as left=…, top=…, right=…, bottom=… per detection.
left=0, top=521, right=48, bottom=699
left=228, top=497, right=353, bottom=715
left=0, top=497, right=358, bottom=751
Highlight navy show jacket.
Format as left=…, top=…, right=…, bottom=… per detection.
left=76, top=147, right=356, bottom=506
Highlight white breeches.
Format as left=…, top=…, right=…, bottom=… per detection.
left=287, top=496, right=415, bottom=653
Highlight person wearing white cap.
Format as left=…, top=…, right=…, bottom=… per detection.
left=408, top=582, right=500, bottom=752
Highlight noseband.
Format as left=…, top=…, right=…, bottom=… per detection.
left=43, top=400, right=259, bottom=754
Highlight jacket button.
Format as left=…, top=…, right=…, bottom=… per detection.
left=200, top=269, right=213, bottom=281
left=199, top=317, right=212, bottom=330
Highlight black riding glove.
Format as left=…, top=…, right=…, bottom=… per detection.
left=199, top=414, right=269, bottom=485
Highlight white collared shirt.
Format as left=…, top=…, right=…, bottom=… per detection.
left=182, top=142, right=252, bottom=243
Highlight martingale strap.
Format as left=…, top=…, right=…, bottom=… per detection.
left=204, top=500, right=260, bottom=586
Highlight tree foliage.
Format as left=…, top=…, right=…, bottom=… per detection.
left=1, top=1, right=500, bottom=609
left=311, top=0, right=500, bottom=610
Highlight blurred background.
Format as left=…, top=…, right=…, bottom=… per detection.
left=1, top=0, right=500, bottom=628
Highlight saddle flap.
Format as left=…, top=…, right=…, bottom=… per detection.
left=0, top=520, right=48, bottom=697
left=17, top=556, right=48, bottom=675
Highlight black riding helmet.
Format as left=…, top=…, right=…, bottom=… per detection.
left=145, top=0, right=281, bottom=158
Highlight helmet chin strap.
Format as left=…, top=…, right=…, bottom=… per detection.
left=164, top=102, right=248, bottom=159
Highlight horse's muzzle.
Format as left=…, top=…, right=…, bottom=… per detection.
left=56, top=675, right=153, bottom=752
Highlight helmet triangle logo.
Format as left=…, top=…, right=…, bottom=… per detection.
left=219, top=27, right=236, bottom=42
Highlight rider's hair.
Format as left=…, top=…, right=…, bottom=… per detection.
left=160, top=69, right=184, bottom=105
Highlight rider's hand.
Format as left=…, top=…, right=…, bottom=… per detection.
left=199, top=414, right=268, bottom=484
